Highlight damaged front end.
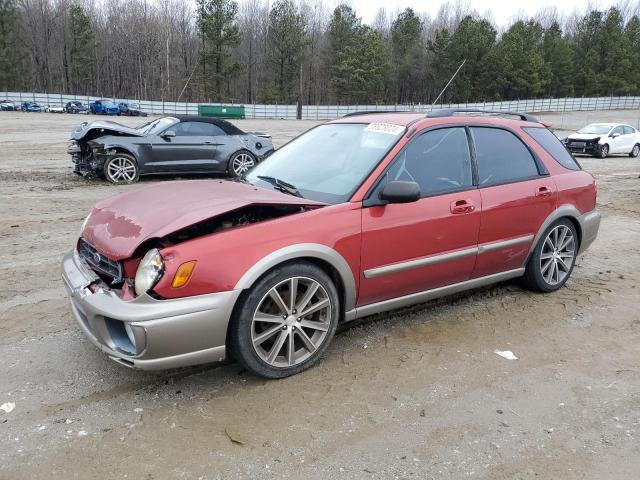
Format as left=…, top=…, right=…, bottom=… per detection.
left=68, top=120, right=143, bottom=176
left=68, top=139, right=112, bottom=177
left=563, top=136, right=601, bottom=155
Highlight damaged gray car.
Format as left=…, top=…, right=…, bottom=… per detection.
left=68, top=115, right=274, bottom=183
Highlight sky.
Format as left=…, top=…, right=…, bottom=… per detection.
left=347, top=0, right=621, bottom=27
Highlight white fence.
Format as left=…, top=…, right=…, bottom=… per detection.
left=3, top=91, right=640, bottom=120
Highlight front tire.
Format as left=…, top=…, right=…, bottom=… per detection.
left=521, top=219, right=578, bottom=293
left=227, top=150, right=256, bottom=178
left=103, top=153, right=140, bottom=184
left=630, top=144, right=640, bottom=158
left=597, top=144, right=609, bottom=158
left=228, top=262, right=340, bottom=378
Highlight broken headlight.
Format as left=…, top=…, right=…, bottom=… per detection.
left=134, top=248, right=164, bottom=296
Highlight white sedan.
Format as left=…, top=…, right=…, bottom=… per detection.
left=45, top=104, right=65, bottom=113
left=563, top=123, right=640, bottom=158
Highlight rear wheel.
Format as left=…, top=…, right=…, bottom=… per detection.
left=103, top=153, right=140, bottom=184
left=521, top=219, right=578, bottom=293
left=228, top=262, right=339, bottom=378
left=228, top=150, right=256, bottom=178
left=630, top=144, right=640, bottom=158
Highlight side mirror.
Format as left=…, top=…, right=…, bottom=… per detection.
left=610, top=132, right=620, bottom=138
left=162, top=130, right=176, bottom=138
left=379, top=181, right=421, bottom=204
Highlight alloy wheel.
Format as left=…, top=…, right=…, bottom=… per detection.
left=632, top=145, right=639, bottom=157
left=539, top=224, right=576, bottom=286
left=251, top=276, right=332, bottom=368
left=231, top=153, right=255, bottom=176
left=107, top=156, right=137, bottom=183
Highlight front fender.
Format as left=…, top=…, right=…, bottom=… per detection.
left=234, top=243, right=357, bottom=315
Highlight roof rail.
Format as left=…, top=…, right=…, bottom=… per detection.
left=427, top=108, right=539, bottom=123
left=342, top=110, right=414, bottom=117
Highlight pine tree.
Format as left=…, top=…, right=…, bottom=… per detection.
left=429, top=16, right=497, bottom=103
left=0, top=0, right=20, bottom=91
left=542, top=22, right=574, bottom=97
left=267, top=0, right=307, bottom=103
left=391, top=8, right=425, bottom=103
left=332, top=26, right=390, bottom=103
left=572, top=10, right=605, bottom=96
left=625, top=16, right=640, bottom=95
left=69, top=5, right=95, bottom=94
left=197, top=0, right=242, bottom=101
left=493, top=20, right=550, bottom=99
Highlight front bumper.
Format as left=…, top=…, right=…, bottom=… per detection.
left=61, top=250, right=241, bottom=370
left=565, top=141, right=600, bottom=155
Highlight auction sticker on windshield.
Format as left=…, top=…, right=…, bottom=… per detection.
left=364, top=123, right=405, bottom=136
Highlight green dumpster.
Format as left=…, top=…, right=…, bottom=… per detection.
left=197, top=105, right=245, bottom=119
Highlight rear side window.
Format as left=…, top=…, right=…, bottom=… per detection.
left=174, top=121, right=224, bottom=136
left=524, top=127, right=581, bottom=171
left=470, top=127, right=540, bottom=186
left=623, top=125, right=635, bottom=134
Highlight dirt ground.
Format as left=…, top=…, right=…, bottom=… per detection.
left=0, top=111, right=639, bottom=479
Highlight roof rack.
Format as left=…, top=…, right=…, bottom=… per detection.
left=427, top=108, right=539, bottom=123
left=341, top=110, right=415, bottom=117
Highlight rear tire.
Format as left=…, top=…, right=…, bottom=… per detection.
left=630, top=144, right=640, bottom=158
left=228, top=262, right=340, bottom=379
left=227, top=150, right=256, bottom=178
left=521, top=219, right=578, bottom=293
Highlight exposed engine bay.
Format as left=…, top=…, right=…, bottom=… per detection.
left=162, top=205, right=308, bottom=246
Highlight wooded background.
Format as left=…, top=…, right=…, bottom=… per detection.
left=1, top=0, right=640, bottom=106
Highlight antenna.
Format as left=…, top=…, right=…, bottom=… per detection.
left=431, top=59, right=466, bottom=106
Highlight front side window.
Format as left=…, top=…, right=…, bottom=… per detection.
left=611, top=126, right=624, bottom=136
left=380, top=127, right=473, bottom=197
left=523, top=127, right=580, bottom=171
left=471, top=127, right=540, bottom=186
left=245, top=123, right=404, bottom=204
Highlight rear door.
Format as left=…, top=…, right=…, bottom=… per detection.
left=359, top=127, right=480, bottom=306
left=622, top=125, right=637, bottom=153
left=148, top=121, right=220, bottom=172
left=470, top=126, right=557, bottom=279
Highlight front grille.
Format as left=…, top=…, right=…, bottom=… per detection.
left=78, top=239, right=123, bottom=284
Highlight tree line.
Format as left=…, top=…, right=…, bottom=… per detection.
left=1, top=0, right=640, bottom=105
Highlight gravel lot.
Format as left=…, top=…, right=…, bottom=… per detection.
left=0, top=111, right=639, bottom=479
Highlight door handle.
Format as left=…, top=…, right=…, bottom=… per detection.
left=203, top=141, right=213, bottom=144
left=535, top=186, right=552, bottom=198
left=450, top=199, right=475, bottom=214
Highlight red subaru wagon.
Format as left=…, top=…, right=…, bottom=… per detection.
left=62, top=110, right=600, bottom=378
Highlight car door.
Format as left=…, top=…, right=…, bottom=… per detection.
left=622, top=125, right=637, bottom=153
left=359, top=127, right=481, bottom=306
left=607, top=126, right=626, bottom=153
left=148, top=121, right=219, bottom=172
left=469, top=126, right=557, bottom=279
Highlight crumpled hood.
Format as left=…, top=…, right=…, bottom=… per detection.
left=567, top=133, right=603, bottom=141
left=81, top=180, right=323, bottom=260
left=71, top=120, right=144, bottom=140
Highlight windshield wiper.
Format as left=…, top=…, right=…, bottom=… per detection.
left=257, top=175, right=303, bottom=198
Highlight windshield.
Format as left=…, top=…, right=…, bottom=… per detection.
left=245, top=123, right=405, bottom=204
left=137, top=117, right=177, bottom=136
left=577, top=124, right=612, bottom=135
